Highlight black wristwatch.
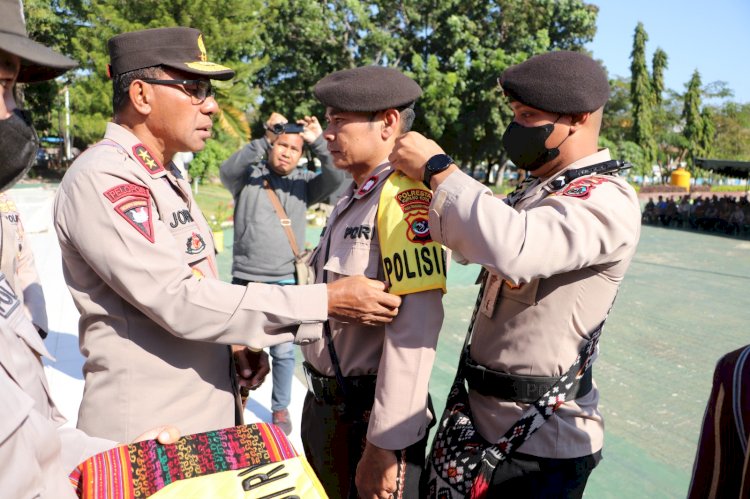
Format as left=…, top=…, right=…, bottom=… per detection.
left=422, top=154, right=454, bottom=188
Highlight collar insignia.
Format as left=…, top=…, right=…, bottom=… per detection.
left=357, top=175, right=379, bottom=197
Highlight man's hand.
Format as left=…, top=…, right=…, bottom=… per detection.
left=232, top=345, right=270, bottom=391
left=355, top=441, right=398, bottom=499
left=264, top=112, right=288, bottom=143
left=299, top=115, right=323, bottom=144
left=327, top=276, right=401, bottom=326
left=133, top=425, right=180, bottom=445
left=389, top=131, right=445, bottom=181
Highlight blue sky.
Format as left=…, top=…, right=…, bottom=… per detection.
left=585, top=0, right=750, bottom=104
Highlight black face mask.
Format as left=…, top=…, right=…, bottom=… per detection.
left=502, top=116, right=565, bottom=171
left=0, top=109, right=39, bottom=191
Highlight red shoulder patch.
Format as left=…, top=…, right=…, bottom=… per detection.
left=561, top=177, right=610, bottom=200
left=115, top=194, right=155, bottom=243
left=132, top=144, right=165, bottom=174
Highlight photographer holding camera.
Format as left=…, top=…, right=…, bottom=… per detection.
left=220, top=112, right=345, bottom=435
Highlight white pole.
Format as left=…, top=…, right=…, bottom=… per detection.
left=64, top=86, right=71, bottom=160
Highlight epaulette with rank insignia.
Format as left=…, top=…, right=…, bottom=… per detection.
left=132, top=144, right=165, bottom=174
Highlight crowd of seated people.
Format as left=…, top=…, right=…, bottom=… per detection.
left=642, top=194, right=749, bottom=236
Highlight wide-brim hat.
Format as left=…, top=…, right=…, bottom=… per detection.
left=0, top=0, right=77, bottom=82
left=107, top=27, right=234, bottom=80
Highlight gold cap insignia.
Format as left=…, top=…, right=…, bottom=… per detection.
left=197, top=34, right=207, bottom=62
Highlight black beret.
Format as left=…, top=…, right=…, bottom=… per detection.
left=499, top=51, right=609, bottom=114
left=314, top=66, right=422, bottom=112
left=108, top=27, right=234, bottom=80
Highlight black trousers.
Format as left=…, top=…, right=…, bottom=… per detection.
left=483, top=450, right=602, bottom=498
left=301, top=391, right=432, bottom=499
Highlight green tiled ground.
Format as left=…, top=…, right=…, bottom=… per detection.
left=216, top=224, right=750, bottom=497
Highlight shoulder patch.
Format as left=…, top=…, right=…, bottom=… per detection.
left=560, top=177, right=610, bottom=200
left=132, top=144, right=165, bottom=174
left=103, top=183, right=149, bottom=203
left=115, top=194, right=155, bottom=243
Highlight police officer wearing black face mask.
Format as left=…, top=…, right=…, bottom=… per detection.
left=389, top=50, right=641, bottom=498
left=0, top=0, right=77, bottom=186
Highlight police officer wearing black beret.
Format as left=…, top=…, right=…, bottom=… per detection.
left=390, top=51, right=641, bottom=497
left=301, top=65, right=446, bottom=499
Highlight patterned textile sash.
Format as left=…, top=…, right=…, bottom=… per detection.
left=427, top=377, right=489, bottom=497
left=426, top=325, right=602, bottom=499
left=69, top=423, right=328, bottom=498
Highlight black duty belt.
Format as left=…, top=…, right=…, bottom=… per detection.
left=302, top=361, right=377, bottom=406
left=464, top=356, right=592, bottom=404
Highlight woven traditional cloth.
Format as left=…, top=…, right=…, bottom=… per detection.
left=69, top=423, right=328, bottom=498
left=427, top=379, right=488, bottom=497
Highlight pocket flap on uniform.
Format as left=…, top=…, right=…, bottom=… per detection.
left=323, top=242, right=380, bottom=278
left=499, top=278, right=540, bottom=306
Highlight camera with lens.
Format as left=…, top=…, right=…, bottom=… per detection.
left=270, top=123, right=304, bottom=135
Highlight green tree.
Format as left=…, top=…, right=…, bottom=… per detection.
left=652, top=89, right=686, bottom=169
left=682, top=69, right=705, bottom=168
left=651, top=48, right=667, bottom=107
left=406, top=0, right=599, bottom=178
left=699, top=107, right=715, bottom=159
left=20, top=0, right=75, bottom=141
left=188, top=138, right=232, bottom=184
left=629, top=22, right=656, bottom=169
left=22, top=0, right=602, bottom=180
left=710, top=102, right=750, bottom=161
left=57, top=0, right=265, bottom=150
left=601, top=76, right=633, bottom=145
left=254, top=0, right=599, bottom=180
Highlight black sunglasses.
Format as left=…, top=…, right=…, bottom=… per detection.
left=141, top=79, right=214, bottom=104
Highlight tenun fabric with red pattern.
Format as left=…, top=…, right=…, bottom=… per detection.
left=69, top=423, right=328, bottom=498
